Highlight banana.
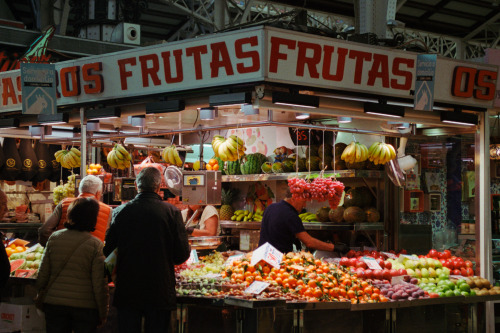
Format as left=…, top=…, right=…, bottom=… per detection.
left=173, top=149, right=183, bottom=167
left=386, top=144, right=397, bottom=160
left=341, top=142, right=352, bottom=160
left=378, top=144, right=387, bottom=162
left=70, top=147, right=81, bottom=157
left=368, top=142, right=379, bottom=155
left=355, top=143, right=361, bottom=161
left=114, top=146, right=125, bottom=161
left=383, top=145, right=392, bottom=164
left=107, top=150, right=118, bottom=168
left=230, top=135, right=245, bottom=147
left=236, top=214, right=245, bottom=222
left=372, top=143, right=382, bottom=161
left=225, top=138, right=238, bottom=153
left=54, top=150, right=65, bottom=162
left=116, top=144, right=131, bottom=160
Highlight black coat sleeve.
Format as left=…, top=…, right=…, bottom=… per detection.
left=0, top=243, right=10, bottom=291
left=171, top=208, right=191, bottom=265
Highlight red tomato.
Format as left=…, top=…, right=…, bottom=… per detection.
left=389, top=269, right=398, bottom=277
left=356, top=261, right=368, bottom=270
left=429, top=292, right=440, bottom=298
left=464, top=260, right=473, bottom=268
left=382, top=269, right=392, bottom=281
left=385, top=261, right=392, bottom=270
left=348, top=258, right=358, bottom=267
left=428, top=249, right=438, bottom=258
left=452, top=269, right=461, bottom=276
left=399, top=249, right=407, bottom=254
left=364, top=269, right=373, bottom=279
left=376, top=259, right=385, bottom=269
left=339, top=257, right=349, bottom=267
left=466, top=267, right=474, bottom=276
left=346, top=250, right=356, bottom=258
left=460, top=267, right=467, bottom=276
left=397, top=268, right=407, bottom=276
left=443, top=250, right=452, bottom=259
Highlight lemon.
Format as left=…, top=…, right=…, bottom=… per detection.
left=193, top=161, right=206, bottom=171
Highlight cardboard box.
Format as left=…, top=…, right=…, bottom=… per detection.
left=0, top=300, right=45, bottom=332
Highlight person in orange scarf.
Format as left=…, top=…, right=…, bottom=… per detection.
left=39, top=175, right=112, bottom=245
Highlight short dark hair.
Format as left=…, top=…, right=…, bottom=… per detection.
left=64, top=197, right=100, bottom=232
left=136, top=167, right=162, bottom=192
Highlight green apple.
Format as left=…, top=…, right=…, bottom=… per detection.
left=421, top=277, right=429, bottom=284
left=414, top=268, right=422, bottom=278
left=429, top=277, right=437, bottom=283
left=434, top=259, right=442, bottom=269
left=404, top=260, right=416, bottom=270
left=421, top=268, right=430, bottom=278
left=442, top=267, right=450, bottom=276
left=406, top=268, right=415, bottom=276
left=429, top=267, right=437, bottom=278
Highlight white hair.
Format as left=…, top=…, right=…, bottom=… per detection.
left=79, top=175, right=103, bottom=194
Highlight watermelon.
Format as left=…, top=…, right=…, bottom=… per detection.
left=226, top=160, right=242, bottom=175
left=14, top=269, right=37, bottom=278
left=241, top=153, right=267, bottom=174
left=10, top=259, right=26, bottom=274
left=343, top=206, right=366, bottom=223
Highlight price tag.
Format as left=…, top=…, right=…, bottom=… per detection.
left=202, top=273, right=221, bottom=279
left=450, top=275, right=466, bottom=280
left=381, top=252, right=397, bottom=259
left=225, top=254, right=245, bottom=267
left=391, top=276, right=405, bottom=285
left=250, top=242, right=283, bottom=269
left=362, top=256, right=382, bottom=270
left=244, top=281, right=270, bottom=295
left=397, top=254, right=419, bottom=263
left=186, top=249, right=199, bottom=264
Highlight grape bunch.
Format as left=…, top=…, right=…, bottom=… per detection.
left=52, top=174, right=77, bottom=205
left=288, top=177, right=345, bottom=208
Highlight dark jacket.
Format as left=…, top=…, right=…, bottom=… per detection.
left=0, top=237, right=10, bottom=295
left=103, top=192, right=190, bottom=310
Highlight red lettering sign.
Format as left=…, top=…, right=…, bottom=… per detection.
left=186, top=45, right=208, bottom=80
left=452, top=66, right=497, bottom=100
left=391, top=57, right=414, bottom=90
left=296, top=41, right=321, bottom=78
left=269, top=36, right=296, bottom=73
left=210, top=42, right=234, bottom=78
left=139, top=54, right=161, bottom=87
left=117, top=57, right=136, bottom=90
left=60, top=66, right=81, bottom=97
left=82, top=62, right=104, bottom=94
left=235, top=36, right=260, bottom=74
left=161, top=49, right=184, bottom=83
left=322, top=46, right=348, bottom=81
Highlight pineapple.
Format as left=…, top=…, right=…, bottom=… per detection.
left=220, top=188, right=235, bottom=220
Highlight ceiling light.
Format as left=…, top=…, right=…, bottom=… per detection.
left=295, top=113, right=310, bottom=120
left=129, top=115, right=146, bottom=127
left=364, top=102, right=404, bottom=118
left=38, top=113, right=69, bottom=125
left=86, top=120, right=100, bottom=131
left=337, top=117, right=352, bottom=123
left=87, top=107, right=121, bottom=120
left=29, top=125, right=52, bottom=136
left=0, top=118, right=20, bottom=128
left=146, top=100, right=185, bottom=114
left=241, top=104, right=259, bottom=116
left=441, top=110, right=478, bottom=126
left=388, top=121, right=410, bottom=129
left=272, top=91, right=319, bottom=108
left=209, top=92, right=251, bottom=107
left=200, top=107, right=218, bottom=120
left=124, top=137, right=172, bottom=147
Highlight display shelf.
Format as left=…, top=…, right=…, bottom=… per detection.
left=0, top=223, right=42, bottom=231
left=220, top=220, right=384, bottom=231
left=221, top=170, right=384, bottom=182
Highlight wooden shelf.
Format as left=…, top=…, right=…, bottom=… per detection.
left=222, top=170, right=384, bottom=182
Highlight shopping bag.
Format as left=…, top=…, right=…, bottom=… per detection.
left=133, top=156, right=166, bottom=186
left=105, top=249, right=118, bottom=283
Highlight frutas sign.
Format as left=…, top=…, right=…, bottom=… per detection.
left=0, top=26, right=497, bottom=112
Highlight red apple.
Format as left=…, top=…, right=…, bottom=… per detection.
left=382, top=269, right=392, bottom=280
left=348, top=258, right=358, bottom=267
left=373, top=270, right=383, bottom=280
left=389, top=269, right=398, bottom=277
left=397, top=268, right=407, bottom=276
left=339, top=257, right=349, bottom=267
left=428, top=249, right=438, bottom=258
left=346, top=250, right=356, bottom=258
left=466, top=267, right=474, bottom=276
left=356, top=261, right=368, bottom=270
left=443, top=250, right=451, bottom=259
left=365, top=269, right=373, bottom=279
left=460, top=267, right=467, bottom=276
left=400, top=249, right=407, bottom=254
left=464, top=260, right=473, bottom=268
left=376, top=258, right=385, bottom=269
left=452, top=269, right=461, bottom=276
left=385, top=261, right=392, bottom=270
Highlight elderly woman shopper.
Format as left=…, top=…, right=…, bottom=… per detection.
left=36, top=197, right=109, bottom=333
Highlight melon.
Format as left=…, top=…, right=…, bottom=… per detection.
left=319, top=156, right=333, bottom=171
left=305, top=156, right=321, bottom=171
left=318, top=143, right=333, bottom=158
left=282, top=158, right=296, bottom=173
left=10, top=259, right=26, bottom=274
left=261, top=162, right=273, bottom=174
left=305, top=145, right=319, bottom=157
left=298, top=158, right=307, bottom=172
left=346, top=160, right=367, bottom=170
left=334, top=142, right=348, bottom=157
left=365, top=207, right=380, bottom=222
left=343, top=187, right=373, bottom=208
left=272, top=162, right=284, bottom=173
left=316, top=207, right=331, bottom=222
left=329, top=207, right=345, bottom=223
left=343, top=206, right=366, bottom=223
left=331, top=156, right=346, bottom=170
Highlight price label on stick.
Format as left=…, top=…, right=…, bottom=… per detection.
left=362, top=256, right=382, bottom=270
left=225, top=254, right=244, bottom=267
left=381, top=252, right=397, bottom=259
left=186, top=249, right=199, bottom=264
left=250, top=242, right=283, bottom=269
left=244, top=281, right=270, bottom=295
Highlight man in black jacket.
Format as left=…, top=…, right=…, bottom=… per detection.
left=0, top=191, right=10, bottom=295
left=104, top=167, right=190, bottom=333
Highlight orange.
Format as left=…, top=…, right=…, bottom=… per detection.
left=90, top=163, right=97, bottom=169
left=5, top=247, right=14, bottom=257
left=212, top=164, right=219, bottom=171
left=206, top=164, right=213, bottom=170
left=15, top=246, right=25, bottom=253
left=9, top=244, right=16, bottom=249
left=208, top=159, right=218, bottom=166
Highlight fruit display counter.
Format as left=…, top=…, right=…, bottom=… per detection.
left=220, top=220, right=385, bottom=232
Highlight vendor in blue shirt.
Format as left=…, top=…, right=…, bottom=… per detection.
left=258, top=189, right=349, bottom=254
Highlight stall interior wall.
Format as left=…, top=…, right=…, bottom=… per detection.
left=400, top=137, right=475, bottom=258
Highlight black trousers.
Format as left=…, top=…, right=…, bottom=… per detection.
left=44, top=303, right=100, bottom=333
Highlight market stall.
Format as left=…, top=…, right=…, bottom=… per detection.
left=0, top=25, right=498, bottom=331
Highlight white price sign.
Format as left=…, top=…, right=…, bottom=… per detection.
left=362, top=256, right=382, bottom=270
left=186, top=249, right=199, bottom=264
left=250, top=242, right=283, bottom=269
left=244, top=281, right=270, bottom=295
left=381, top=252, right=397, bottom=259
left=397, top=254, right=419, bottom=263
left=391, top=276, right=405, bottom=285
left=225, top=254, right=245, bottom=267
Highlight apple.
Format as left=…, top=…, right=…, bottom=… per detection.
left=348, top=258, right=357, bottom=267
left=426, top=258, right=436, bottom=269
left=356, top=261, right=368, bottom=269
left=466, top=267, right=474, bottom=276
left=397, top=268, right=407, bottom=276
left=452, top=269, right=461, bottom=276
left=406, top=268, right=415, bottom=277
left=428, top=249, right=438, bottom=258
left=421, top=268, right=430, bottom=278
left=340, top=257, right=349, bottom=266
left=365, top=269, right=373, bottom=279
left=464, top=260, right=473, bottom=268
left=376, top=258, right=385, bottom=269
left=373, top=270, right=383, bottom=280
left=385, top=261, right=392, bottom=270
left=460, top=267, right=467, bottom=276
left=421, top=277, right=429, bottom=284
left=443, top=250, right=451, bottom=259
left=382, top=269, right=392, bottom=280
left=434, top=259, right=443, bottom=269
left=414, top=268, right=422, bottom=278
left=429, top=277, right=437, bottom=283
left=405, top=260, right=416, bottom=270
left=346, top=250, right=356, bottom=258
left=442, top=267, right=450, bottom=276
left=428, top=267, right=437, bottom=278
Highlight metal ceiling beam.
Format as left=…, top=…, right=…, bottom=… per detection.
left=464, top=12, right=500, bottom=40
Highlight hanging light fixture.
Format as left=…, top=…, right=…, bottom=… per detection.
left=364, top=101, right=404, bottom=118
left=86, top=120, right=101, bottom=131
left=241, top=104, right=259, bottom=116
left=200, top=107, right=218, bottom=120
left=337, top=117, right=352, bottom=123
left=38, top=113, right=69, bottom=125
left=0, top=118, right=20, bottom=128
left=295, top=113, right=310, bottom=120
left=86, top=107, right=121, bottom=120
left=129, top=115, right=146, bottom=127
left=209, top=92, right=252, bottom=107
left=146, top=100, right=185, bottom=114
left=272, top=91, right=319, bottom=108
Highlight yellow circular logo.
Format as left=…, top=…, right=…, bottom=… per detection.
left=6, top=158, right=15, bottom=168
left=39, top=160, right=46, bottom=168
left=24, top=159, right=32, bottom=168
left=51, top=159, right=59, bottom=168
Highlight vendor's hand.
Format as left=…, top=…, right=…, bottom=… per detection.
left=333, top=242, right=349, bottom=253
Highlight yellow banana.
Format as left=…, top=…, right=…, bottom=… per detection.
left=218, top=143, right=227, bottom=161
left=341, top=142, right=352, bottom=160
left=114, top=147, right=125, bottom=161
left=67, top=152, right=78, bottom=167
left=225, top=138, right=238, bottom=153
left=378, top=144, right=387, bottom=162
left=386, top=144, right=397, bottom=160
left=355, top=143, right=361, bottom=162
left=123, top=159, right=131, bottom=169
left=168, top=147, right=176, bottom=164
left=70, top=147, right=81, bottom=157
left=107, top=150, right=118, bottom=168
left=173, top=149, right=183, bottom=167
left=383, top=145, right=392, bottom=164
left=116, top=144, right=131, bottom=160
left=54, top=150, right=65, bottom=162
left=372, top=143, right=382, bottom=161
left=368, top=142, right=379, bottom=155
left=161, top=147, right=168, bottom=162
left=229, top=135, right=245, bottom=147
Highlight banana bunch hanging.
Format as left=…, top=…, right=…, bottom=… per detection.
left=212, top=135, right=246, bottom=162
left=340, top=141, right=369, bottom=164
left=161, top=145, right=183, bottom=167
left=107, top=144, right=132, bottom=169
left=367, top=142, right=397, bottom=165
left=55, top=147, right=81, bottom=169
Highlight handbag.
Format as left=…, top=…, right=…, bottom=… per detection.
left=34, top=236, right=89, bottom=311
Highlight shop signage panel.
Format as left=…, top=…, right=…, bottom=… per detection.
left=20, top=63, right=57, bottom=114
left=0, top=27, right=265, bottom=112
left=265, top=27, right=497, bottom=109
left=414, top=54, right=436, bottom=111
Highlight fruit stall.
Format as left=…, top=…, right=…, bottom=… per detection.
left=0, top=24, right=497, bottom=331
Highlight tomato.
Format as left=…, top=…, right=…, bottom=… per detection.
left=339, top=257, right=349, bottom=266
left=348, top=258, right=358, bottom=267
left=313, top=289, right=323, bottom=298
left=371, top=293, right=380, bottom=301
left=376, top=259, right=385, bottom=269
left=346, top=250, right=356, bottom=258
left=443, top=250, right=451, bottom=259
left=428, top=249, right=438, bottom=258
left=356, top=261, right=368, bottom=269
left=363, top=286, right=373, bottom=295
left=464, top=260, right=473, bottom=268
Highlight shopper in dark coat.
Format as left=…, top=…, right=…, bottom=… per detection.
left=104, top=167, right=190, bottom=333
left=0, top=191, right=11, bottom=295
